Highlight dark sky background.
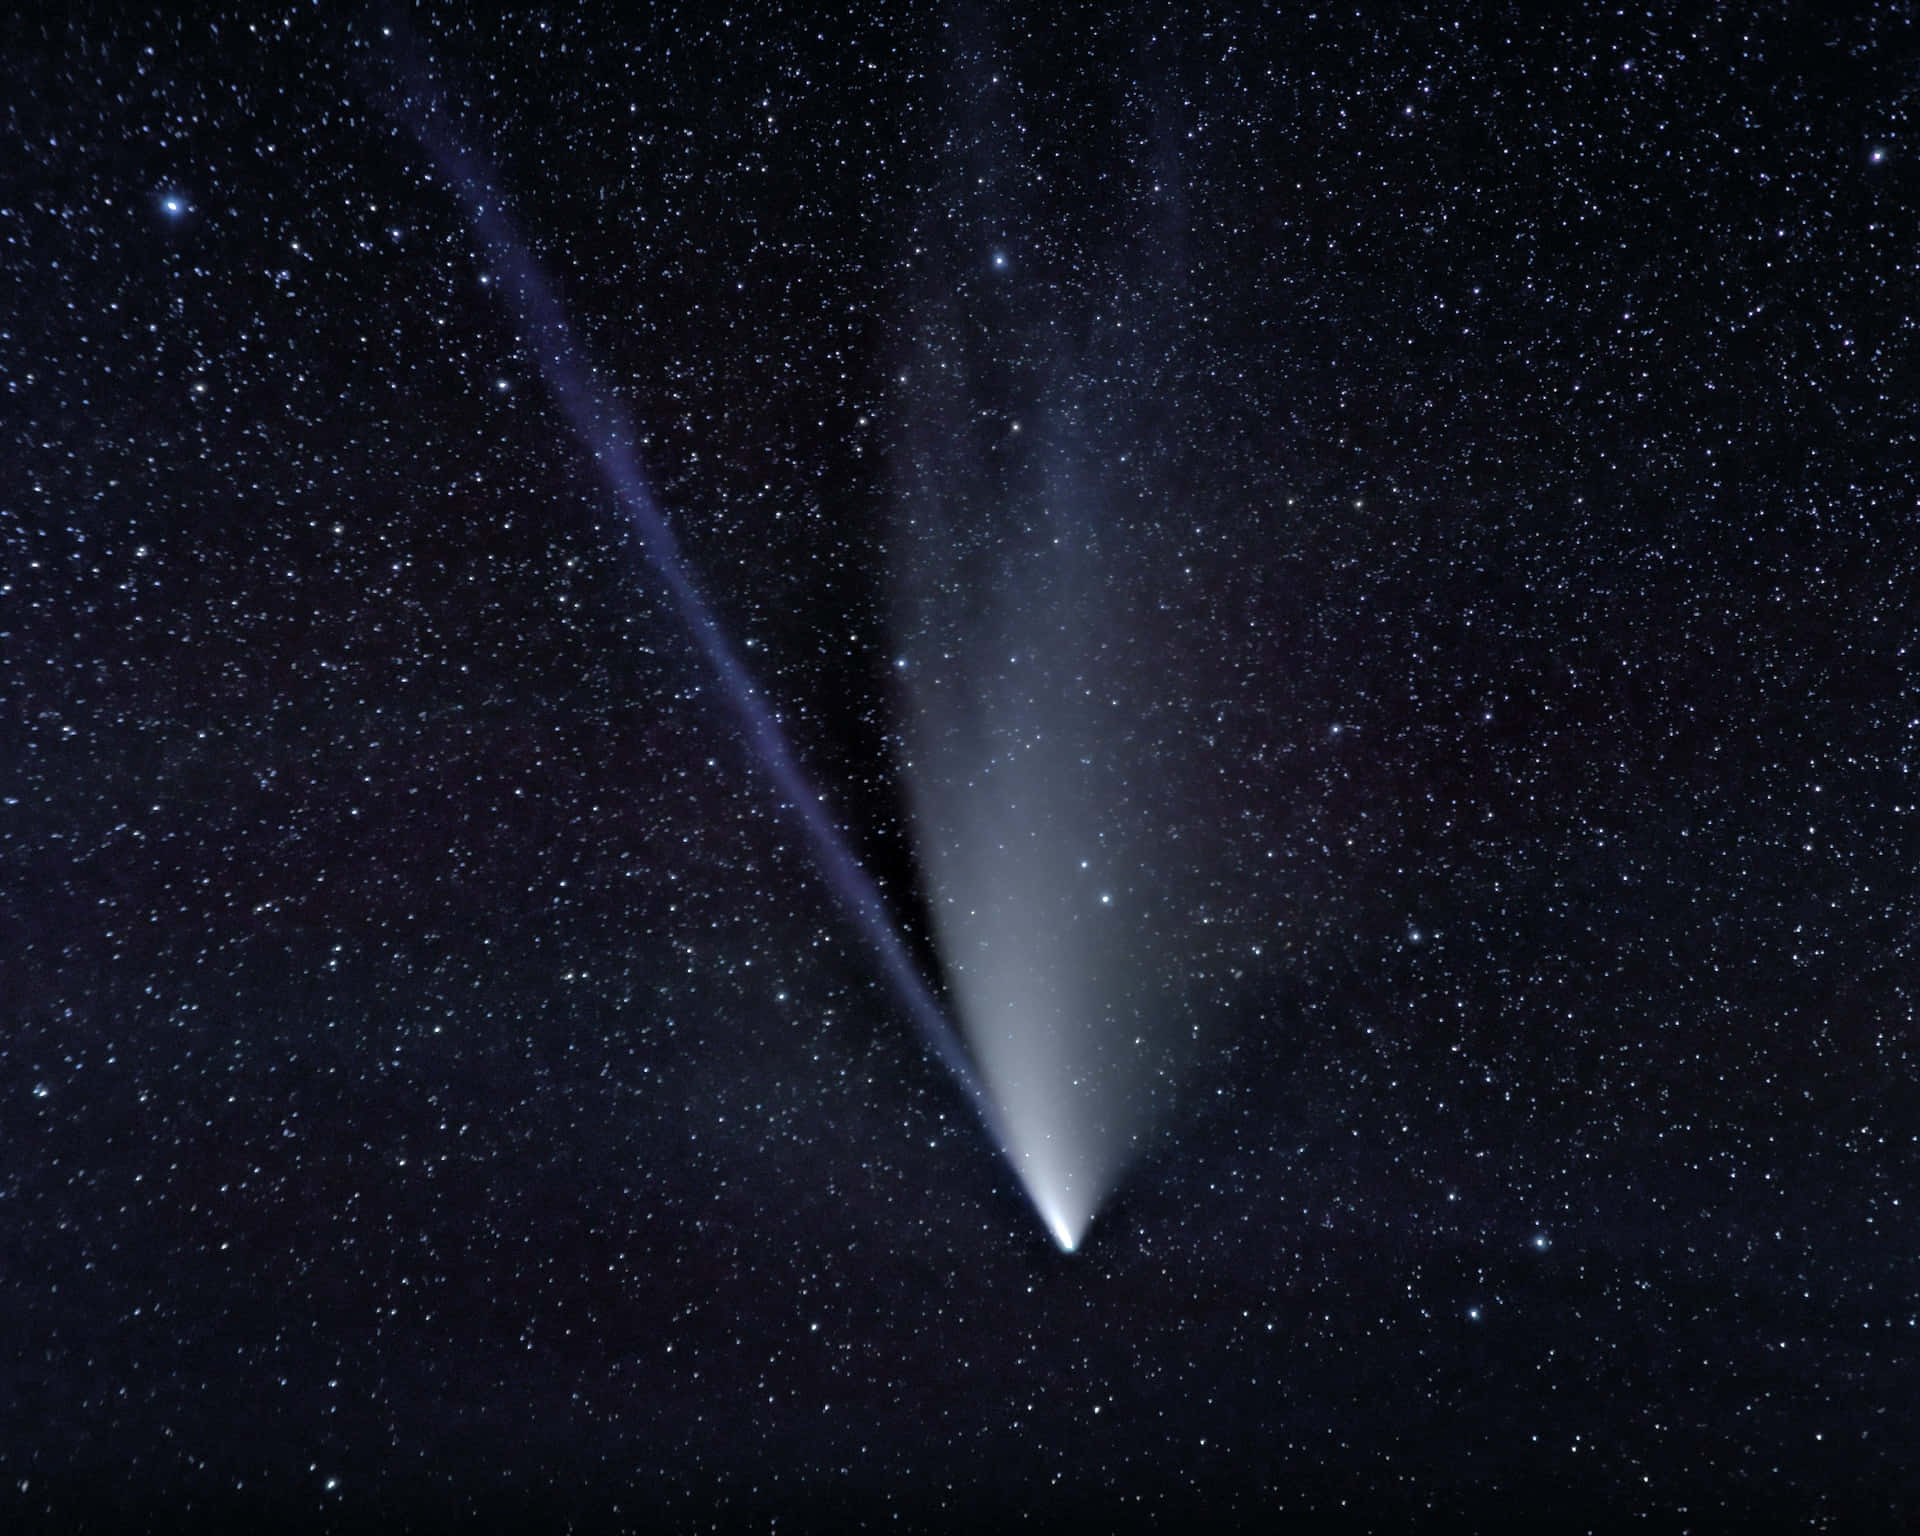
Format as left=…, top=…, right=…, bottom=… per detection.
left=6, top=3, right=1920, bottom=1530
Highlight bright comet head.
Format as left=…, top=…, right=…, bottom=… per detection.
left=1038, top=1199, right=1081, bottom=1254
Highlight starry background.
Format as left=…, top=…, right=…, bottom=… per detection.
left=6, top=3, right=1920, bottom=1530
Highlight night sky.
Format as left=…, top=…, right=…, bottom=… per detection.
left=7, top=4, right=1920, bottom=1530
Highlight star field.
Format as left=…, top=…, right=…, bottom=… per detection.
left=5, top=5, right=1920, bottom=1530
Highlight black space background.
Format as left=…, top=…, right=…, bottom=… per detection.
left=6, top=3, right=1920, bottom=1530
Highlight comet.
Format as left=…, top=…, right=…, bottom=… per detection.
left=372, top=34, right=1084, bottom=1250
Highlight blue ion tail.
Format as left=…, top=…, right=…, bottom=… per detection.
left=372, top=36, right=1073, bottom=1251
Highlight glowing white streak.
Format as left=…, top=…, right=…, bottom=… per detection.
left=897, top=435, right=1187, bottom=1257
